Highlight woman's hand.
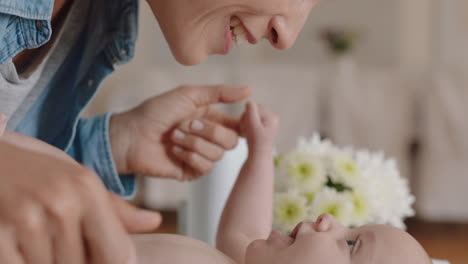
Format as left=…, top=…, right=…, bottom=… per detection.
left=110, top=85, right=251, bottom=181
left=0, top=140, right=135, bottom=264
left=0, top=132, right=162, bottom=264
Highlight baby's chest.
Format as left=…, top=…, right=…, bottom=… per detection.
left=133, top=234, right=235, bottom=264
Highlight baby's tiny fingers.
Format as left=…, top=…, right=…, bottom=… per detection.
left=172, top=146, right=215, bottom=179
left=257, top=104, right=279, bottom=127
left=171, top=130, right=224, bottom=162
left=245, top=102, right=262, bottom=128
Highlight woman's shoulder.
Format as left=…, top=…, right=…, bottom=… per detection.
left=132, top=234, right=236, bottom=264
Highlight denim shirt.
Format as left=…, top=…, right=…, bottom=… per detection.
left=0, top=0, right=139, bottom=198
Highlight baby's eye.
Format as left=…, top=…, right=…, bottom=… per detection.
left=346, top=240, right=356, bottom=251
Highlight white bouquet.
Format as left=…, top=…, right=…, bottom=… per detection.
left=273, top=134, right=415, bottom=233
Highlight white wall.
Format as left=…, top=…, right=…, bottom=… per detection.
left=435, top=0, right=468, bottom=69
left=398, top=0, right=433, bottom=71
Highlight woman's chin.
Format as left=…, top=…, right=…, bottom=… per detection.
left=172, top=49, right=209, bottom=66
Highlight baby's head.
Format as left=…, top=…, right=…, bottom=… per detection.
left=245, top=213, right=431, bottom=264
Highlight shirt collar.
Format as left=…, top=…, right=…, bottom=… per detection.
left=0, top=0, right=54, bottom=20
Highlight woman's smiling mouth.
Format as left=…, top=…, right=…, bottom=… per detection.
left=223, top=16, right=257, bottom=54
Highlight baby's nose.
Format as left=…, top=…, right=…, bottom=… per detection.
left=315, top=213, right=338, bottom=232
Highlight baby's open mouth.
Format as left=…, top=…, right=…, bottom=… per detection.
left=289, top=222, right=303, bottom=241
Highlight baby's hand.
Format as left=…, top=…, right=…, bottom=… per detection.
left=240, top=102, right=279, bottom=153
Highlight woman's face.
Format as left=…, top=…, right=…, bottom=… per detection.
left=146, top=0, right=320, bottom=65
left=245, top=214, right=431, bottom=264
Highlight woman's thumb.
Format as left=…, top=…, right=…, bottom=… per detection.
left=110, top=193, right=163, bottom=234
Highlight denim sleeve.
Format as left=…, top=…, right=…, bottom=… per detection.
left=66, top=113, right=136, bottom=199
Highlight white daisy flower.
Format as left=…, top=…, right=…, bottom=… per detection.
left=310, top=188, right=354, bottom=227
left=275, top=134, right=415, bottom=230
left=348, top=190, right=372, bottom=226
left=274, top=191, right=309, bottom=232
left=277, top=150, right=328, bottom=192
left=329, top=154, right=361, bottom=188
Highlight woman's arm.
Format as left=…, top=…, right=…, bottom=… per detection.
left=216, top=102, right=279, bottom=264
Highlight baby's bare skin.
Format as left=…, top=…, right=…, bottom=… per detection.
left=132, top=234, right=235, bottom=264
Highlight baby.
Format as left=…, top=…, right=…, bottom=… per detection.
left=0, top=107, right=432, bottom=264
left=133, top=102, right=433, bottom=264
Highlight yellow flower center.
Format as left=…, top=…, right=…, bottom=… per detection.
left=324, top=204, right=340, bottom=217
left=284, top=204, right=301, bottom=218
left=274, top=156, right=282, bottom=168
left=291, top=163, right=316, bottom=184
left=303, top=192, right=316, bottom=205
left=341, top=161, right=357, bottom=175
left=353, top=195, right=368, bottom=216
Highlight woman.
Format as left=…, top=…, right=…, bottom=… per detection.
left=0, top=0, right=318, bottom=263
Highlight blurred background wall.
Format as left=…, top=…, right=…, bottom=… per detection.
left=84, top=0, right=468, bottom=222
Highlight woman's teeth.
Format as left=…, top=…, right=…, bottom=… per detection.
left=230, top=17, right=248, bottom=45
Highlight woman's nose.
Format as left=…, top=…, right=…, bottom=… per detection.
left=268, top=16, right=299, bottom=50
left=267, top=0, right=318, bottom=50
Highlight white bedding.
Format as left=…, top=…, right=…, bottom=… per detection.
left=433, top=259, right=450, bottom=264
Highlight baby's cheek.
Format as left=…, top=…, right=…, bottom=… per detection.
left=288, top=240, right=347, bottom=264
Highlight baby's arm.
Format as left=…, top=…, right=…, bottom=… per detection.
left=216, top=102, right=278, bottom=264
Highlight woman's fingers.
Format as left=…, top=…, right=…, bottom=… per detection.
left=109, top=193, right=162, bottom=234
left=203, top=107, right=241, bottom=132
left=171, top=118, right=236, bottom=178
left=83, top=198, right=136, bottom=264
left=53, top=216, right=85, bottom=264
left=0, top=227, right=23, bottom=264
left=80, top=180, right=136, bottom=264
left=172, top=146, right=215, bottom=178
left=15, top=205, right=53, bottom=264
left=177, top=119, right=238, bottom=150
left=171, top=129, right=224, bottom=162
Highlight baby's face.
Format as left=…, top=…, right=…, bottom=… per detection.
left=245, top=214, right=430, bottom=264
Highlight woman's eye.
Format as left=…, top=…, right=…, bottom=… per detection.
left=346, top=240, right=356, bottom=251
